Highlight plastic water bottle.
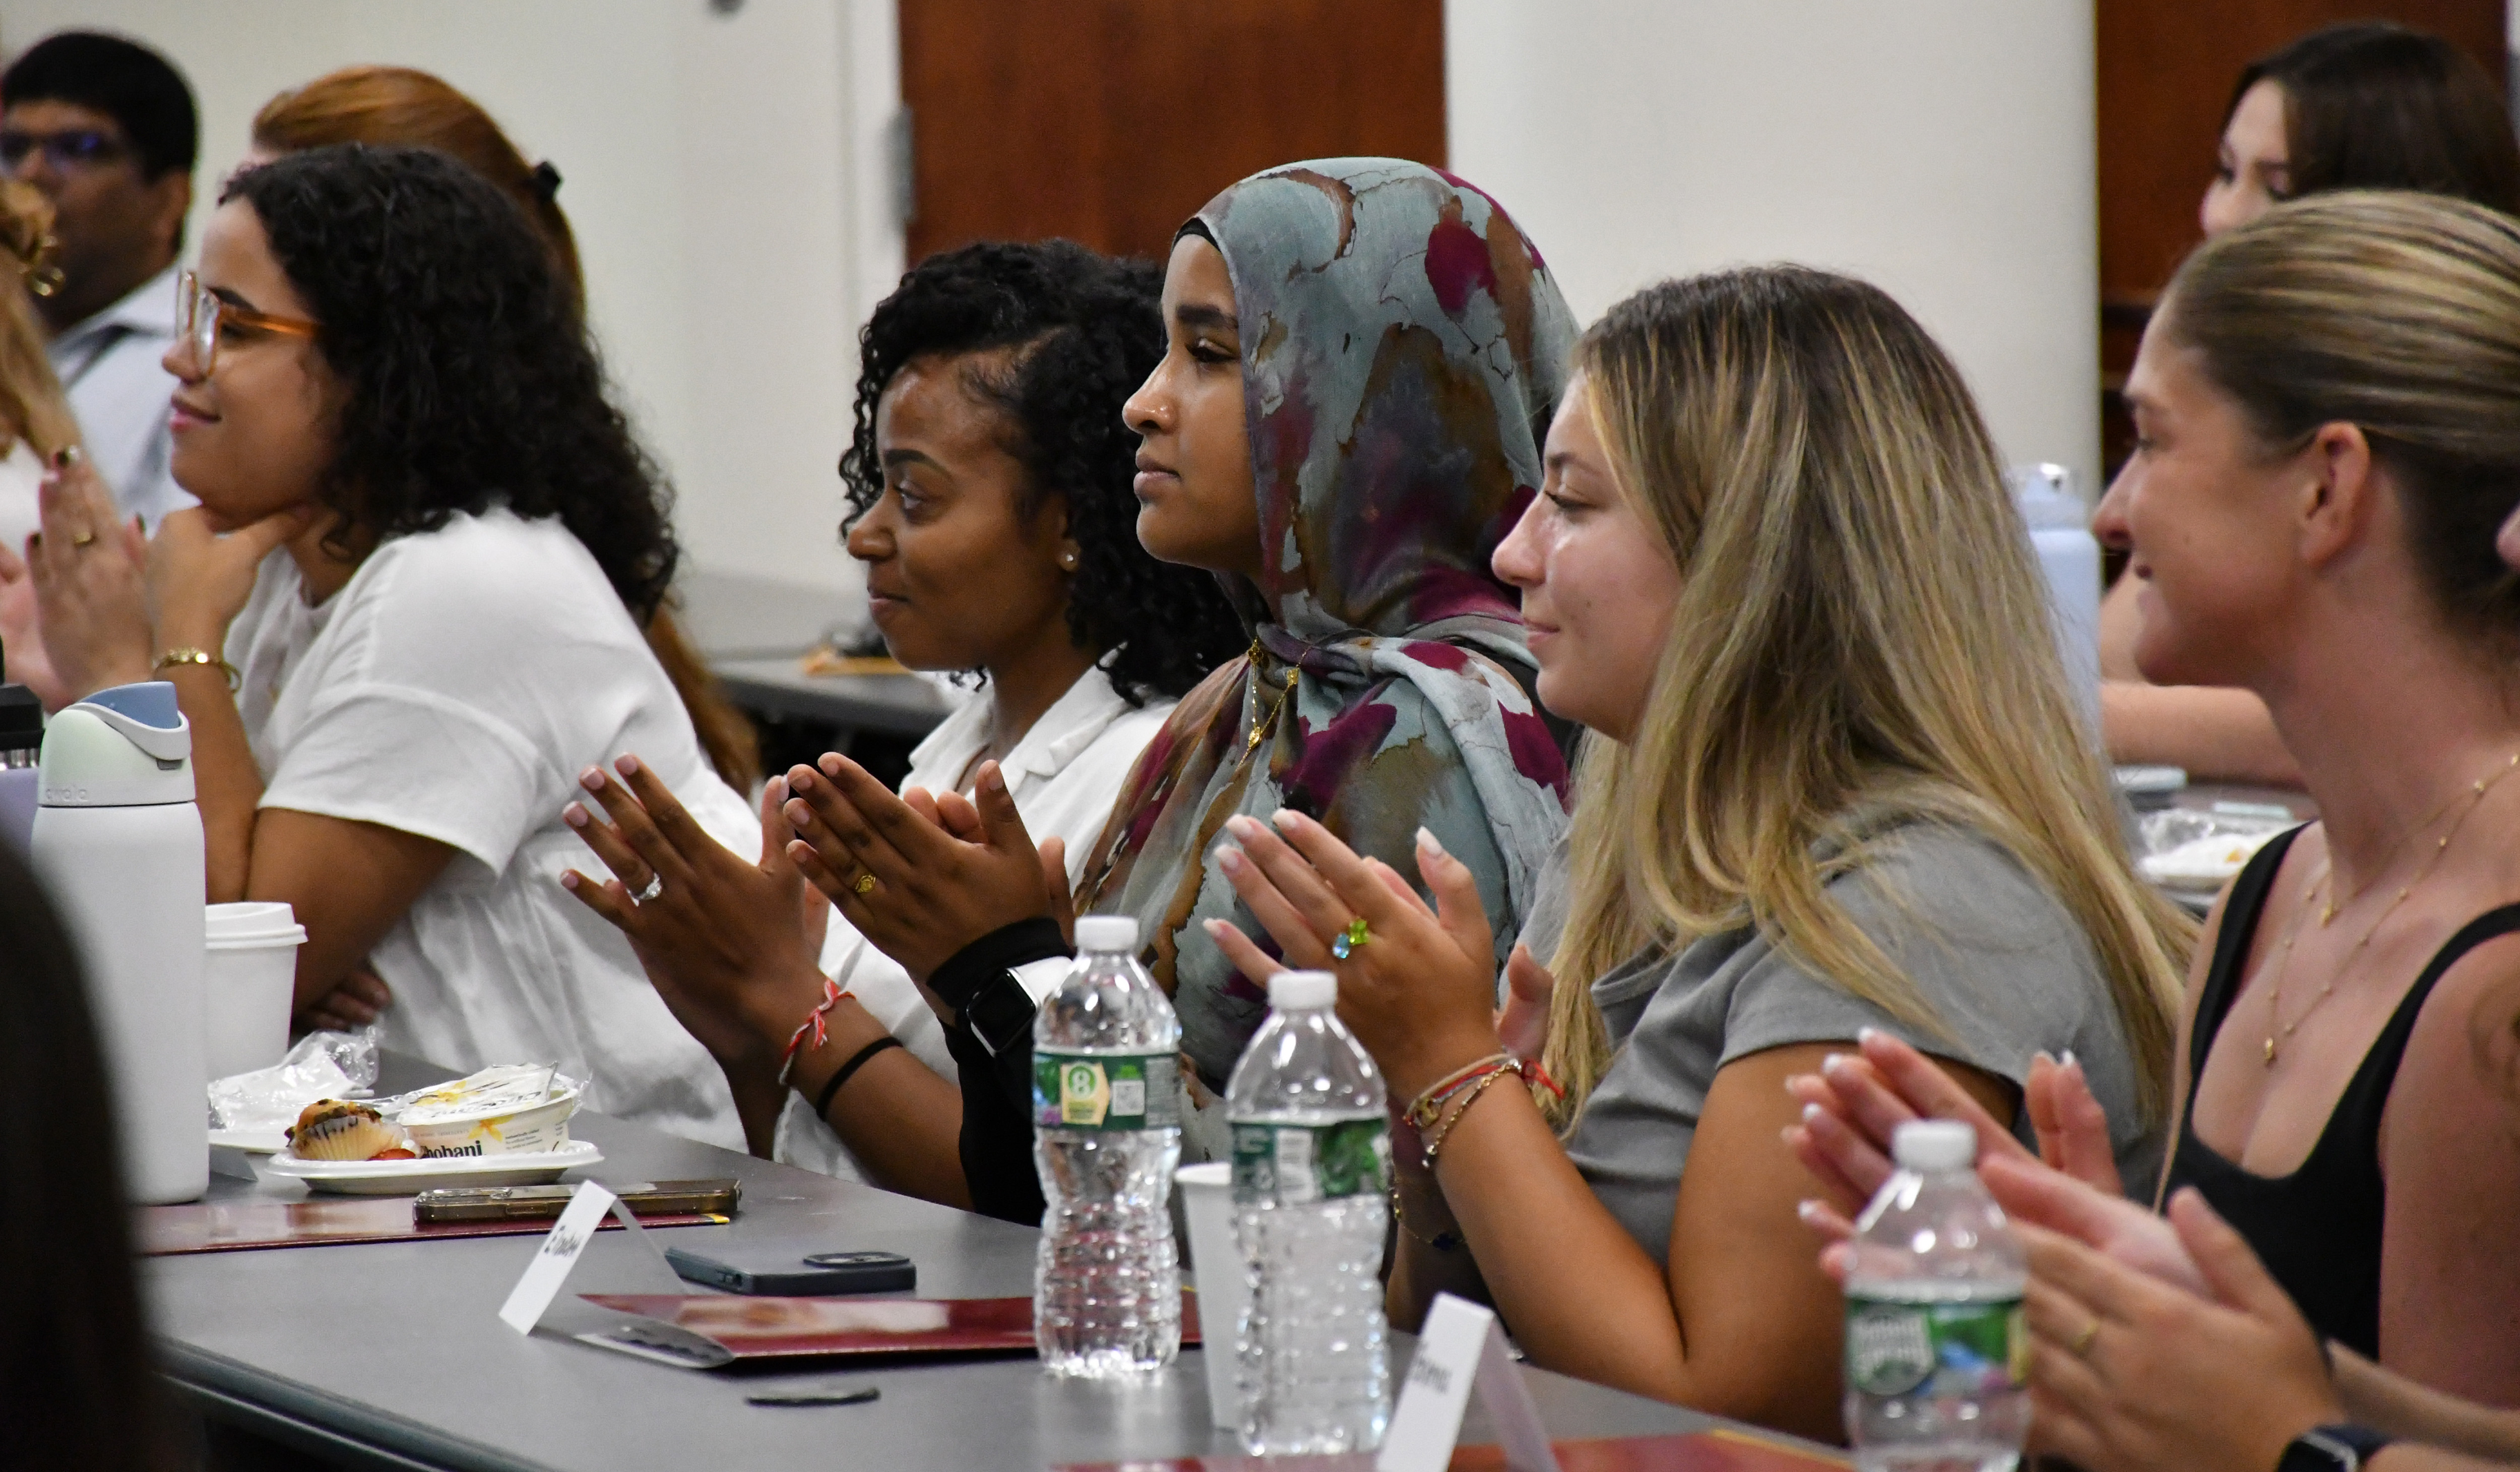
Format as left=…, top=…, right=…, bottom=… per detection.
left=1226, top=969, right=1392, bottom=1454
left=29, top=682, right=209, bottom=1205
left=1843, top=1120, right=2030, bottom=1472
left=1031, top=913, right=1182, bottom=1377
left=2008, top=462, right=2102, bottom=733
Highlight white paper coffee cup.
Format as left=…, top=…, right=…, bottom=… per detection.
left=1175, top=1161, right=1243, bottom=1431
left=204, top=901, right=306, bottom=1081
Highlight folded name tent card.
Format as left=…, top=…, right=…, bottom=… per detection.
left=138, top=1194, right=724, bottom=1256
left=573, top=1291, right=1204, bottom=1369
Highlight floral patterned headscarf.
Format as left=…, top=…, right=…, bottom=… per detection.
left=1080, top=158, right=1578, bottom=1088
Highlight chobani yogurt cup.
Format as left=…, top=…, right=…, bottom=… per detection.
left=397, top=1065, right=582, bottom=1157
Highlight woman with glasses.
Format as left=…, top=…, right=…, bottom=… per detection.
left=28, top=142, right=758, bottom=1148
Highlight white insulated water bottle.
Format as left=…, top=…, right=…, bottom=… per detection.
left=30, top=681, right=209, bottom=1204
left=2008, top=462, right=2102, bottom=733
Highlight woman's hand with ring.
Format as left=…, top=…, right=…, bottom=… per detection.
left=28, top=450, right=153, bottom=700
left=558, top=754, right=828, bottom=1080
left=2011, top=1190, right=2339, bottom=1472
left=778, top=753, right=1064, bottom=981
left=1202, top=810, right=1501, bottom=1099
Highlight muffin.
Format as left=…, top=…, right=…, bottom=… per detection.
left=286, top=1099, right=403, bottom=1161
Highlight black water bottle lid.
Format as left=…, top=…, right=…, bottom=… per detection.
left=0, top=682, right=38, bottom=754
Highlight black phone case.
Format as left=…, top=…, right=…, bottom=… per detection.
left=662, top=1246, right=915, bottom=1296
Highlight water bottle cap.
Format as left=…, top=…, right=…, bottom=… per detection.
left=1268, top=969, right=1337, bottom=1010
left=1074, top=914, right=1137, bottom=952
left=2007, top=462, right=2088, bottom=529
left=1892, top=1119, right=1976, bottom=1172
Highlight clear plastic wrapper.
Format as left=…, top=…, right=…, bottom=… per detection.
left=206, top=1027, right=380, bottom=1134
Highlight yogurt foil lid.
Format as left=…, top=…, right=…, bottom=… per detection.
left=395, top=1064, right=579, bottom=1124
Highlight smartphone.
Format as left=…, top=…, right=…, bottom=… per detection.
left=663, top=1246, right=916, bottom=1296
left=413, top=1179, right=741, bottom=1224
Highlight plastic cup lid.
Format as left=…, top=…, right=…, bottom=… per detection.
left=1074, top=914, right=1137, bottom=952
left=206, top=900, right=305, bottom=946
left=1892, top=1118, right=1976, bottom=1172
left=1268, top=969, right=1337, bottom=1010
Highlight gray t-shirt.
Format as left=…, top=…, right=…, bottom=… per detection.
left=1553, top=819, right=2160, bottom=1265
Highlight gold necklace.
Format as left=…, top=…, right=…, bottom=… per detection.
left=1243, top=641, right=1300, bottom=756
left=2314, top=755, right=2516, bottom=925
left=2262, top=751, right=2520, bottom=1066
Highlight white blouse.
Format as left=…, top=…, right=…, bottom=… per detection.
left=773, top=662, right=1175, bottom=1179
left=225, top=508, right=758, bottom=1150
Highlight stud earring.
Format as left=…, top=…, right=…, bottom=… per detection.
left=1060, top=549, right=1078, bottom=570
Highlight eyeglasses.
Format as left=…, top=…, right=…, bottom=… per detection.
left=176, top=270, right=318, bottom=375
left=0, top=128, right=127, bottom=174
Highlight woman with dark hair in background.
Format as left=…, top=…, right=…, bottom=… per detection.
left=244, top=65, right=761, bottom=813
left=2103, top=21, right=2520, bottom=785
left=560, top=240, right=1243, bottom=1189
left=0, top=840, right=171, bottom=1472
left=29, top=143, right=760, bottom=1148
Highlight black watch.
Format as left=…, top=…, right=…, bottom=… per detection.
left=2277, top=1424, right=2395, bottom=1472
left=965, top=970, right=1038, bottom=1057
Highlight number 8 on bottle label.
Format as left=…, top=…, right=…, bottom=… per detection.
left=1033, top=1051, right=1178, bottom=1130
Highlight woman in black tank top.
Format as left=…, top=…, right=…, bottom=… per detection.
left=2166, top=827, right=2520, bottom=1359
left=1792, top=191, right=2520, bottom=1438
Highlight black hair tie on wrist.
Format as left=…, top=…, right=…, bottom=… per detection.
left=531, top=160, right=562, bottom=201
left=814, top=1035, right=904, bottom=1119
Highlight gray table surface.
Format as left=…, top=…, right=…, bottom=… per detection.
left=709, top=656, right=954, bottom=741
left=151, top=1058, right=1746, bottom=1472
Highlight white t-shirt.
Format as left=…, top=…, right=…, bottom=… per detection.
left=225, top=507, right=755, bottom=1150
left=773, top=662, right=1175, bottom=1180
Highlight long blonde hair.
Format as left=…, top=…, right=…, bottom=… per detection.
left=1538, top=267, right=2191, bottom=1126
left=0, top=179, right=78, bottom=459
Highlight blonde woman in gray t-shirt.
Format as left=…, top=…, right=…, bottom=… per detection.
left=1203, top=266, right=2191, bottom=1443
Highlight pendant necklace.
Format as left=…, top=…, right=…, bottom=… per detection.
left=2262, top=751, right=2520, bottom=1066
left=1243, top=641, right=1300, bottom=757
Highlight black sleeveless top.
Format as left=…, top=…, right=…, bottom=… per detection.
left=2166, top=826, right=2520, bottom=1358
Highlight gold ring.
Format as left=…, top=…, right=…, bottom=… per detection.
left=69, top=526, right=96, bottom=548
left=2069, top=1319, right=2100, bottom=1358
left=852, top=872, right=876, bottom=896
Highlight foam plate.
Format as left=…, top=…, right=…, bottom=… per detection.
left=264, top=1139, right=602, bottom=1195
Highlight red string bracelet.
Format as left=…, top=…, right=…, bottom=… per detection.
left=776, top=977, right=851, bottom=1089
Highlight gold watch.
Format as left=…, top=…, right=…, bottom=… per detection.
left=154, top=647, right=241, bottom=691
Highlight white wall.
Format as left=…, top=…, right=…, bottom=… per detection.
left=1447, top=0, right=2101, bottom=493
left=3, top=1, right=903, bottom=591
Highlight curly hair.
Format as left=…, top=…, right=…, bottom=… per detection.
left=223, top=145, right=676, bottom=623
left=839, top=240, right=1242, bottom=705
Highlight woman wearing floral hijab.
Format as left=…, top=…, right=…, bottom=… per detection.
left=1079, top=159, right=1577, bottom=1087
left=571, top=160, right=1573, bottom=1215
left=687, top=158, right=1583, bottom=1219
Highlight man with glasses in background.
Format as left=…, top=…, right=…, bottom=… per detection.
left=1, top=31, right=196, bottom=526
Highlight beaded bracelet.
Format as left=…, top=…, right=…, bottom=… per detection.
left=775, top=977, right=852, bottom=1088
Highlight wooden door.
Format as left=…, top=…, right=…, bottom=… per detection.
left=897, top=0, right=1445, bottom=265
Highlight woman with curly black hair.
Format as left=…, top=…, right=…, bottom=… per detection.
left=29, top=143, right=759, bottom=1148
left=558, top=239, right=1241, bottom=1187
